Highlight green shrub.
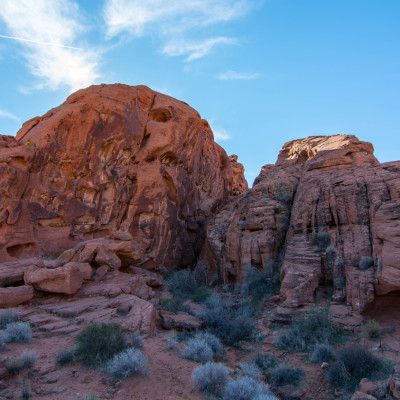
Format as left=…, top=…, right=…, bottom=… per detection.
left=242, top=265, right=279, bottom=303
left=5, top=321, right=32, bottom=343
left=191, top=286, right=211, bottom=303
left=107, top=348, right=149, bottom=379
left=360, top=320, right=380, bottom=339
left=201, top=294, right=255, bottom=346
left=275, top=311, right=344, bottom=352
left=57, top=350, right=74, bottom=366
left=311, top=232, right=330, bottom=252
left=131, top=332, right=144, bottom=350
left=74, top=323, right=127, bottom=366
left=269, top=365, right=305, bottom=387
left=328, top=346, right=388, bottom=391
left=253, top=353, right=277, bottom=372
left=224, top=376, right=274, bottom=400
left=359, top=256, right=374, bottom=270
left=310, top=345, right=336, bottom=363
left=159, top=297, right=190, bottom=313
left=192, top=362, right=229, bottom=396
left=0, top=310, right=20, bottom=328
left=166, top=270, right=196, bottom=299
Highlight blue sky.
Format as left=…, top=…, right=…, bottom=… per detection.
left=0, top=0, right=399, bottom=185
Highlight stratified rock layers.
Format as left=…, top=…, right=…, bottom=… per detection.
left=203, top=135, right=400, bottom=314
left=0, top=84, right=246, bottom=269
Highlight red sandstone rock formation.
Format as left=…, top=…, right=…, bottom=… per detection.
left=0, top=84, right=246, bottom=271
left=202, top=134, right=400, bottom=318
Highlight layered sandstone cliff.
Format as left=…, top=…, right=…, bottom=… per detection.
left=0, top=84, right=246, bottom=270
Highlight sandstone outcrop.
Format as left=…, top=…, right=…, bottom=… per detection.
left=0, top=84, right=246, bottom=271
left=0, top=285, right=33, bottom=308
left=202, top=135, right=400, bottom=319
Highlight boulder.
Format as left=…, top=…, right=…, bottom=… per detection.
left=159, top=310, right=202, bottom=331
left=359, top=378, right=379, bottom=397
left=350, top=391, right=377, bottom=400
left=388, top=375, right=400, bottom=399
left=0, top=285, right=34, bottom=308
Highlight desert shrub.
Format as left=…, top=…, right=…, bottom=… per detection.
left=311, top=232, right=330, bottom=252
left=328, top=346, right=387, bottom=391
left=224, top=376, right=273, bottom=400
left=74, top=323, right=127, bottom=366
left=107, top=348, right=149, bottom=379
left=192, top=362, right=229, bottom=396
left=275, top=311, right=344, bottom=352
left=359, top=256, right=374, bottom=271
left=0, top=330, right=7, bottom=350
left=242, top=264, right=279, bottom=303
left=117, top=304, right=130, bottom=316
left=201, top=294, right=255, bottom=346
left=269, top=365, right=305, bottom=387
left=0, top=310, right=20, bottom=328
left=191, top=286, right=211, bottom=303
left=360, top=320, right=380, bottom=339
left=159, top=297, right=190, bottom=313
left=6, top=352, right=35, bottom=375
left=166, top=270, right=196, bottom=299
left=326, top=246, right=336, bottom=261
left=195, top=332, right=224, bottom=359
left=21, top=351, right=36, bottom=369
left=253, top=353, right=277, bottom=372
left=131, top=332, right=144, bottom=350
left=57, top=350, right=74, bottom=365
left=181, top=337, right=214, bottom=363
left=5, top=321, right=32, bottom=343
left=238, top=361, right=263, bottom=380
left=310, top=344, right=336, bottom=363
left=21, top=379, right=31, bottom=400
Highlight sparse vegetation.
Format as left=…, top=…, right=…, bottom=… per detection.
left=200, top=294, right=255, bottom=346
left=360, top=319, right=380, bottom=339
left=311, top=232, right=330, bottom=252
left=181, top=336, right=214, bottom=363
left=359, top=256, right=374, bottom=270
left=5, top=321, right=32, bottom=343
left=74, top=323, right=127, bottom=366
left=310, top=344, right=336, bottom=363
left=6, top=351, right=35, bottom=374
left=57, top=350, right=74, bottom=365
left=107, top=348, right=149, bottom=379
left=131, top=331, right=144, bottom=349
left=159, top=297, right=191, bottom=313
left=326, top=246, right=336, bottom=261
left=269, top=365, right=305, bottom=387
left=238, top=361, right=263, bottom=380
left=253, top=353, right=277, bottom=372
left=21, top=379, right=31, bottom=400
left=275, top=311, right=345, bottom=352
left=192, top=362, right=229, bottom=396
left=224, top=376, right=274, bottom=400
left=117, top=304, right=130, bottom=316
left=328, top=346, right=390, bottom=391
left=166, top=270, right=197, bottom=299
left=0, top=310, right=20, bottom=328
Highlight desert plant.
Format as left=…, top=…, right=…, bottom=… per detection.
left=201, top=294, right=255, bottom=346
left=21, top=379, right=31, bottom=400
left=0, top=330, right=7, bottom=350
left=310, top=344, right=336, bottom=363
left=6, top=356, right=25, bottom=374
left=253, top=353, right=277, bottom=372
left=360, top=320, right=380, bottom=339
left=117, top=304, right=130, bottom=316
left=107, top=348, right=149, bottom=379
left=269, top=365, right=305, bottom=387
left=131, top=331, right=144, bottom=350
left=224, top=376, right=273, bottom=400
left=159, top=297, right=190, bottom=313
left=74, top=323, right=127, bottom=366
left=275, top=311, right=344, bottom=352
left=242, top=264, right=279, bottom=303
left=192, top=362, right=229, bottom=396
left=238, top=361, right=263, bottom=380
left=166, top=270, right=197, bottom=299
left=21, top=351, right=36, bottom=368
left=191, top=286, right=211, bottom=303
left=311, top=232, right=330, bottom=252
left=359, top=256, right=374, bottom=270
left=57, top=349, right=74, bottom=365
left=0, top=310, right=20, bottom=328
left=326, top=246, right=336, bottom=261
left=5, top=321, right=32, bottom=343
left=328, top=346, right=388, bottom=391
left=181, top=337, right=214, bottom=363
left=195, top=332, right=224, bottom=359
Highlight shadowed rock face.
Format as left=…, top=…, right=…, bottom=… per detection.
left=0, top=84, right=246, bottom=269
left=202, top=134, right=400, bottom=315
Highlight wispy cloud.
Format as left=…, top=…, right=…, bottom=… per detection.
left=0, top=0, right=101, bottom=92
left=104, top=0, right=253, bottom=61
left=214, top=70, right=262, bottom=80
left=0, top=108, right=19, bottom=120
left=213, top=127, right=231, bottom=141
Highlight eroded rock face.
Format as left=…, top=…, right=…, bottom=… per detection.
left=202, top=135, right=400, bottom=317
left=0, top=84, right=246, bottom=270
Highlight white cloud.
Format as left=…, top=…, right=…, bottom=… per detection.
left=104, top=0, right=252, bottom=61
left=0, top=0, right=101, bottom=92
left=0, top=108, right=19, bottom=120
left=213, top=127, right=231, bottom=141
left=214, top=70, right=262, bottom=80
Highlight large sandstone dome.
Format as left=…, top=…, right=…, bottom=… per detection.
left=0, top=84, right=247, bottom=269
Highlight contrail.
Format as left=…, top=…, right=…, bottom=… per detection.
left=0, top=34, right=83, bottom=50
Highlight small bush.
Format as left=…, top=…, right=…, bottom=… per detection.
left=326, top=246, right=336, bottom=262
left=5, top=321, right=32, bottom=343
left=311, top=232, right=330, bottom=252
left=275, top=311, right=344, bottom=352
left=242, top=265, right=279, bottom=303
left=57, top=350, right=74, bottom=366
left=359, top=256, right=374, bottom=271
left=269, top=365, right=305, bottom=387
left=224, top=376, right=273, bottom=400
left=74, top=323, right=127, bottom=366
left=0, top=330, right=7, bottom=350
left=21, top=351, right=36, bottom=369
left=21, top=379, right=31, bottom=400
left=107, top=348, right=149, bottom=379
left=181, top=337, right=213, bottom=363
left=360, top=320, right=380, bottom=339
left=191, top=286, right=211, bottom=303
left=117, top=304, right=130, bottom=316
left=195, top=332, right=224, bottom=359
left=328, top=346, right=387, bottom=391
left=201, top=294, right=256, bottom=346
left=253, top=353, right=277, bottom=372
left=192, top=362, right=229, bottom=396
left=238, top=361, right=263, bottom=380
left=0, top=310, right=20, bottom=328
left=6, top=356, right=25, bottom=374
left=311, top=344, right=336, bottom=363
left=131, top=332, right=144, bottom=350
left=167, top=270, right=197, bottom=299
left=159, top=297, right=190, bottom=313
